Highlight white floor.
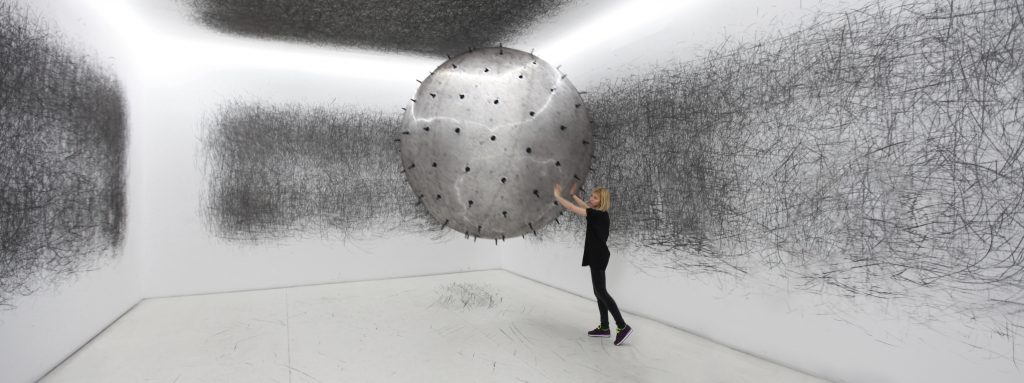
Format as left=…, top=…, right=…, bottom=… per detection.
left=41, top=270, right=827, bottom=382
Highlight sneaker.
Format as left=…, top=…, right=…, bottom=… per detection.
left=587, top=325, right=611, bottom=337
left=614, top=324, right=633, bottom=346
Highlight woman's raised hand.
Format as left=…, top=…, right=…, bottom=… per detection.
left=553, top=183, right=563, bottom=197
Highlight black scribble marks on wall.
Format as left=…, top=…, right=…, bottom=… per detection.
left=186, top=0, right=578, bottom=56
left=432, top=282, right=502, bottom=310
left=0, top=1, right=127, bottom=308
left=202, top=103, right=438, bottom=240
left=555, top=0, right=1022, bottom=359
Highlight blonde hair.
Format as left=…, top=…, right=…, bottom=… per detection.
left=592, top=187, right=611, bottom=212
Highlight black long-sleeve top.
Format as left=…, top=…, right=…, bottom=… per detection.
left=582, top=208, right=610, bottom=269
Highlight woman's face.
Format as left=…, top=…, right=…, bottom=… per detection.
left=588, top=192, right=600, bottom=208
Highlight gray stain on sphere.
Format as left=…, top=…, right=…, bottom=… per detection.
left=400, top=47, right=592, bottom=239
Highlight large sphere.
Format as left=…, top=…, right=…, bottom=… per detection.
left=400, top=47, right=593, bottom=239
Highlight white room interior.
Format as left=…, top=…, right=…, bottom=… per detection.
left=2, top=0, right=1022, bottom=382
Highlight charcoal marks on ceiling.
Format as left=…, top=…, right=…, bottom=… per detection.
left=186, top=0, right=580, bottom=56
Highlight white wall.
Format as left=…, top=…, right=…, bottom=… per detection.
left=104, top=0, right=502, bottom=299
left=505, top=1, right=1024, bottom=382
left=0, top=257, right=142, bottom=383
left=43, top=0, right=500, bottom=296
left=7, top=1, right=1020, bottom=382
left=2, top=1, right=501, bottom=381
left=0, top=1, right=144, bottom=382
left=519, top=0, right=876, bottom=85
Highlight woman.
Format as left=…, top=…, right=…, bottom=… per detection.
left=553, top=182, right=633, bottom=346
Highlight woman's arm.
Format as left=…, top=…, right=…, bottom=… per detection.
left=554, top=183, right=587, bottom=216
left=572, top=195, right=588, bottom=209
left=568, top=182, right=588, bottom=209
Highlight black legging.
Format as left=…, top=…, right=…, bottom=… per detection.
left=590, top=266, right=626, bottom=328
